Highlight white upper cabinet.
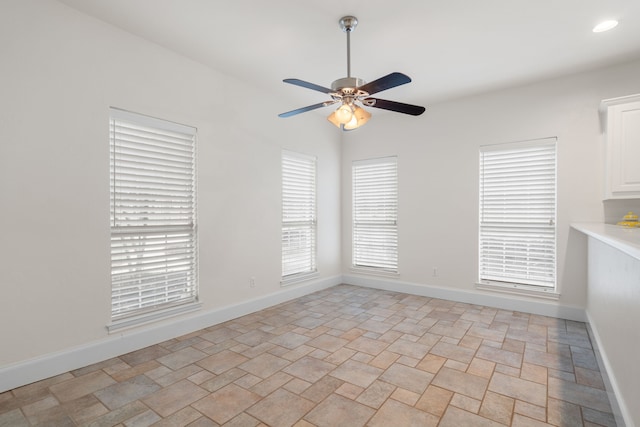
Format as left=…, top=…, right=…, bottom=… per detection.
left=601, top=94, right=640, bottom=199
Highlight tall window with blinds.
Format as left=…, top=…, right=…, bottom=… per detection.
left=479, top=138, right=556, bottom=289
left=352, top=156, right=398, bottom=272
left=109, top=108, right=198, bottom=324
left=281, top=151, right=317, bottom=282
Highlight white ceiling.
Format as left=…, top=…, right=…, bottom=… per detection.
left=58, top=0, right=640, bottom=110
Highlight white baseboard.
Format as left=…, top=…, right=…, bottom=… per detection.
left=342, top=274, right=587, bottom=322
left=586, top=312, right=633, bottom=427
left=0, top=275, right=340, bottom=393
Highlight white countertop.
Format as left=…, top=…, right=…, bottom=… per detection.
left=572, top=222, right=640, bottom=260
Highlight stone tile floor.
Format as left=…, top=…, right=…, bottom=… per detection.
left=0, top=284, right=617, bottom=426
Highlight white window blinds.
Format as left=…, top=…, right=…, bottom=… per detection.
left=109, top=108, right=198, bottom=321
left=352, top=156, right=398, bottom=272
left=479, top=138, right=556, bottom=288
left=282, top=151, right=317, bottom=279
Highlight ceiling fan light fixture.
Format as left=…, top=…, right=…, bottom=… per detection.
left=335, top=103, right=355, bottom=124
left=344, top=106, right=371, bottom=130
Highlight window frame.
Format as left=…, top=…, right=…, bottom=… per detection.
left=281, top=150, right=318, bottom=285
left=478, top=137, right=557, bottom=296
left=108, top=108, right=199, bottom=331
left=352, top=156, right=399, bottom=274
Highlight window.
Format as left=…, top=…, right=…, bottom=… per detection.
left=109, top=108, right=198, bottom=326
left=352, top=156, right=398, bottom=272
left=479, top=138, right=556, bottom=289
left=281, top=150, right=317, bottom=282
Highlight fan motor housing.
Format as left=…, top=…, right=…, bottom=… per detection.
left=331, top=77, right=366, bottom=92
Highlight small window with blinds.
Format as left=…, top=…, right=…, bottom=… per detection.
left=352, top=156, right=398, bottom=273
left=479, top=137, right=556, bottom=290
left=282, top=151, right=317, bottom=283
left=109, top=108, right=198, bottom=327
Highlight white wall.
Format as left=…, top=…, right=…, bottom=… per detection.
left=341, top=58, right=640, bottom=313
left=0, top=0, right=341, bottom=373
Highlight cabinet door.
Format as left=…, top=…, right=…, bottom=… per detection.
left=606, top=98, right=640, bottom=199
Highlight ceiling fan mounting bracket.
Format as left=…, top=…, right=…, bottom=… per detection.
left=339, top=16, right=358, bottom=32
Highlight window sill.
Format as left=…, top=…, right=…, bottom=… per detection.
left=476, top=281, right=560, bottom=300
left=281, top=271, right=319, bottom=287
left=107, top=301, right=202, bottom=333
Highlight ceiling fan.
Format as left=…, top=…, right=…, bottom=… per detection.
left=279, top=16, right=426, bottom=131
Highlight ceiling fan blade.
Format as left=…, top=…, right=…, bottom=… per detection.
left=357, top=72, right=412, bottom=95
left=366, top=98, right=426, bottom=116
left=279, top=100, right=338, bottom=118
left=283, top=79, right=334, bottom=94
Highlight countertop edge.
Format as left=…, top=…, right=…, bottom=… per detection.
left=571, top=222, right=640, bottom=261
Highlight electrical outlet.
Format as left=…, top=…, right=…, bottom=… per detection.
left=249, top=277, right=256, bottom=288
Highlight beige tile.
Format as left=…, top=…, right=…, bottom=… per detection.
left=368, top=399, right=438, bottom=427
left=149, top=406, right=202, bottom=427
left=467, top=357, right=495, bottom=379
left=246, top=388, right=314, bottom=427
left=476, top=344, right=523, bottom=368
left=306, top=334, right=349, bottom=352
left=514, top=399, right=546, bottom=421
left=84, top=400, right=149, bottom=427
left=429, top=341, right=476, bottom=364
left=524, top=347, right=573, bottom=372
left=200, top=368, right=246, bottom=393
left=50, top=371, right=116, bottom=403
left=416, top=385, right=453, bottom=416
left=94, top=375, right=160, bottom=410
left=390, top=388, right=421, bottom=406
left=488, top=372, right=546, bottom=407
left=520, top=362, right=547, bottom=385
left=379, top=363, right=433, bottom=394
left=142, top=379, right=207, bottom=417
left=466, top=325, right=506, bottom=342
left=0, top=408, right=30, bottom=427
left=345, top=336, right=389, bottom=356
left=512, top=413, right=554, bottom=426
left=575, top=366, right=605, bottom=390
left=450, top=393, right=481, bottom=413
left=416, top=354, right=447, bottom=374
left=335, top=382, right=364, bottom=400
left=304, top=394, right=375, bottom=427
left=479, top=390, right=514, bottom=425
left=197, top=350, right=249, bottom=375
left=431, top=367, right=489, bottom=400
left=356, top=381, right=396, bottom=409
left=547, top=397, right=583, bottom=427
left=548, top=376, right=612, bottom=413
left=385, top=339, right=430, bottom=359
left=439, top=406, right=505, bottom=427
left=243, top=370, right=289, bottom=396
left=330, top=359, right=383, bottom=388
left=324, top=347, right=356, bottom=365
left=300, top=375, right=343, bottom=403
left=238, top=353, right=290, bottom=379
left=192, top=383, right=260, bottom=424
left=283, top=356, right=336, bottom=383
left=369, top=350, right=401, bottom=370
left=156, top=347, right=207, bottom=371
left=111, top=360, right=162, bottom=383
left=154, top=364, right=203, bottom=387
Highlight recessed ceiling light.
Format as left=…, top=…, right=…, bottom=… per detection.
left=593, top=20, right=619, bottom=33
